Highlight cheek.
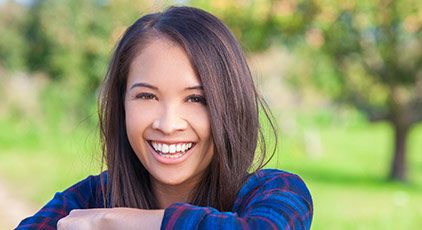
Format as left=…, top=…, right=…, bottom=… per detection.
left=185, top=106, right=211, bottom=139
left=125, top=103, right=155, bottom=141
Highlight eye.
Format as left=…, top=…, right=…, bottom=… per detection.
left=135, top=92, right=158, bottom=100
left=186, top=94, right=207, bottom=105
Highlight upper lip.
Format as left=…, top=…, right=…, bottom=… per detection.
left=148, top=140, right=195, bottom=144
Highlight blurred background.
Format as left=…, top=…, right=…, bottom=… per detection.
left=0, top=0, right=421, bottom=229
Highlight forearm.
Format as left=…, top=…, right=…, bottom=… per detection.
left=105, top=208, right=164, bottom=230
left=57, top=208, right=165, bottom=230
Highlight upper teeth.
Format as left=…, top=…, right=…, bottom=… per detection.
left=151, top=142, right=193, bottom=154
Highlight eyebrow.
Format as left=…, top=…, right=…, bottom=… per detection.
left=185, top=85, right=204, bottom=91
left=130, top=82, right=158, bottom=90
left=130, top=82, right=204, bottom=91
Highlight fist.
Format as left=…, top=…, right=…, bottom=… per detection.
left=57, top=209, right=110, bottom=230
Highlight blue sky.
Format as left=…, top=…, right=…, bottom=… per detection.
left=0, top=0, right=34, bottom=6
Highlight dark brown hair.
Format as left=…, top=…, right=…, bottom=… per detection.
left=99, top=6, right=277, bottom=211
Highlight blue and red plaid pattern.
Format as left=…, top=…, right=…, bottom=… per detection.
left=17, top=169, right=313, bottom=229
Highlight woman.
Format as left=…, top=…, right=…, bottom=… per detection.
left=17, top=6, right=313, bottom=229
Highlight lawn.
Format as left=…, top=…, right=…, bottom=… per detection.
left=270, top=122, right=422, bottom=229
left=1, top=114, right=421, bottom=229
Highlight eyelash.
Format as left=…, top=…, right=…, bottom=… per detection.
left=134, top=93, right=206, bottom=105
left=186, top=94, right=207, bottom=105
left=135, top=92, right=157, bottom=100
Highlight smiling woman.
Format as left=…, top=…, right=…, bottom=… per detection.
left=124, top=38, right=215, bottom=207
left=16, top=6, right=313, bottom=230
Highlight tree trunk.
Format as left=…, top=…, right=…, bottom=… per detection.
left=389, top=122, right=409, bottom=181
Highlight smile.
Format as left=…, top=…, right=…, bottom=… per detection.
left=149, top=141, right=195, bottom=159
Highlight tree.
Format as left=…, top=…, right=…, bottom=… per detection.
left=0, top=0, right=28, bottom=71
left=308, top=0, right=422, bottom=181
left=25, top=0, right=172, bottom=88
left=191, top=0, right=318, bottom=50
left=195, top=0, right=421, bottom=181
left=24, top=0, right=162, bottom=117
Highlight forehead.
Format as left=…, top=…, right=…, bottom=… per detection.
left=127, top=37, right=201, bottom=87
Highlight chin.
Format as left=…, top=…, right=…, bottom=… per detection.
left=153, top=171, right=192, bottom=186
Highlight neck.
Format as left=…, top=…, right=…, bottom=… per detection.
left=152, top=180, right=197, bottom=209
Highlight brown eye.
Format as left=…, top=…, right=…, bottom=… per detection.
left=187, top=95, right=207, bottom=105
left=136, top=92, right=157, bottom=100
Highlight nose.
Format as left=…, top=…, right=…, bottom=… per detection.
left=152, top=105, right=188, bottom=134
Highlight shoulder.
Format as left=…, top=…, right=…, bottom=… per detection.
left=62, top=171, right=108, bottom=207
left=243, top=169, right=310, bottom=193
left=64, top=171, right=107, bottom=193
left=162, top=169, right=313, bottom=229
left=234, top=168, right=313, bottom=211
left=47, top=171, right=108, bottom=208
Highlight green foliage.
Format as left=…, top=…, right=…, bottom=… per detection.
left=212, top=0, right=422, bottom=180
left=193, top=0, right=422, bottom=130
left=27, top=0, right=111, bottom=83
left=191, top=0, right=319, bottom=50
left=0, top=1, right=28, bottom=71
left=13, top=0, right=169, bottom=121
left=314, top=0, right=422, bottom=122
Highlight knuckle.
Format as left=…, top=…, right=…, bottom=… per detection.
left=57, top=218, right=67, bottom=229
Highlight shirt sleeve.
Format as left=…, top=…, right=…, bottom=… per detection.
left=161, top=170, right=313, bottom=230
left=15, top=173, right=105, bottom=230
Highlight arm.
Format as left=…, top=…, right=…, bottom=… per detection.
left=57, top=208, right=164, bottom=230
left=161, top=170, right=313, bottom=230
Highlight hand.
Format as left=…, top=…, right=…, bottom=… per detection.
left=57, top=209, right=106, bottom=230
left=57, top=208, right=164, bottom=230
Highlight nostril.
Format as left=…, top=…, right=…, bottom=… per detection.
left=152, top=120, right=160, bottom=129
left=152, top=115, right=187, bottom=134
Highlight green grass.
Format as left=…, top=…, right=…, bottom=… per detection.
left=0, top=116, right=101, bottom=205
left=267, top=122, right=422, bottom=229
left=1, top=112, right=421, bottom=229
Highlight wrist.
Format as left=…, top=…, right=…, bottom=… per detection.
left=102, top=208, right=164, bottom=230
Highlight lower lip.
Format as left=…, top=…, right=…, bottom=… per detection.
left=148, top=143, right=194, bottom=165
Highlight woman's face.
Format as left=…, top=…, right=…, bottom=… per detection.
left=125, top=38, right=214, bottom=189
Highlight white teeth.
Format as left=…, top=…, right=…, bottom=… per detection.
left=161, top=153, right=183, bottom=159
left=150, top=141, right=194, bottom=156
left=169, top=144, right=176, bottom=153
left=162, top=144, right=169, bottom=153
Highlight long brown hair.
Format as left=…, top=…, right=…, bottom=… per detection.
left=99, top=6, right=277, bottom=211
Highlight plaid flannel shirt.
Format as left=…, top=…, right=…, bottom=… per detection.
left=17, top=169, right=313, bottom=229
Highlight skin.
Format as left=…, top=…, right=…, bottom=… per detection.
left=57, top=208, right=164, bottom=230
left=125, top=37, right=215, bottom=208
left=58, top=37, right=215, bottom=229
